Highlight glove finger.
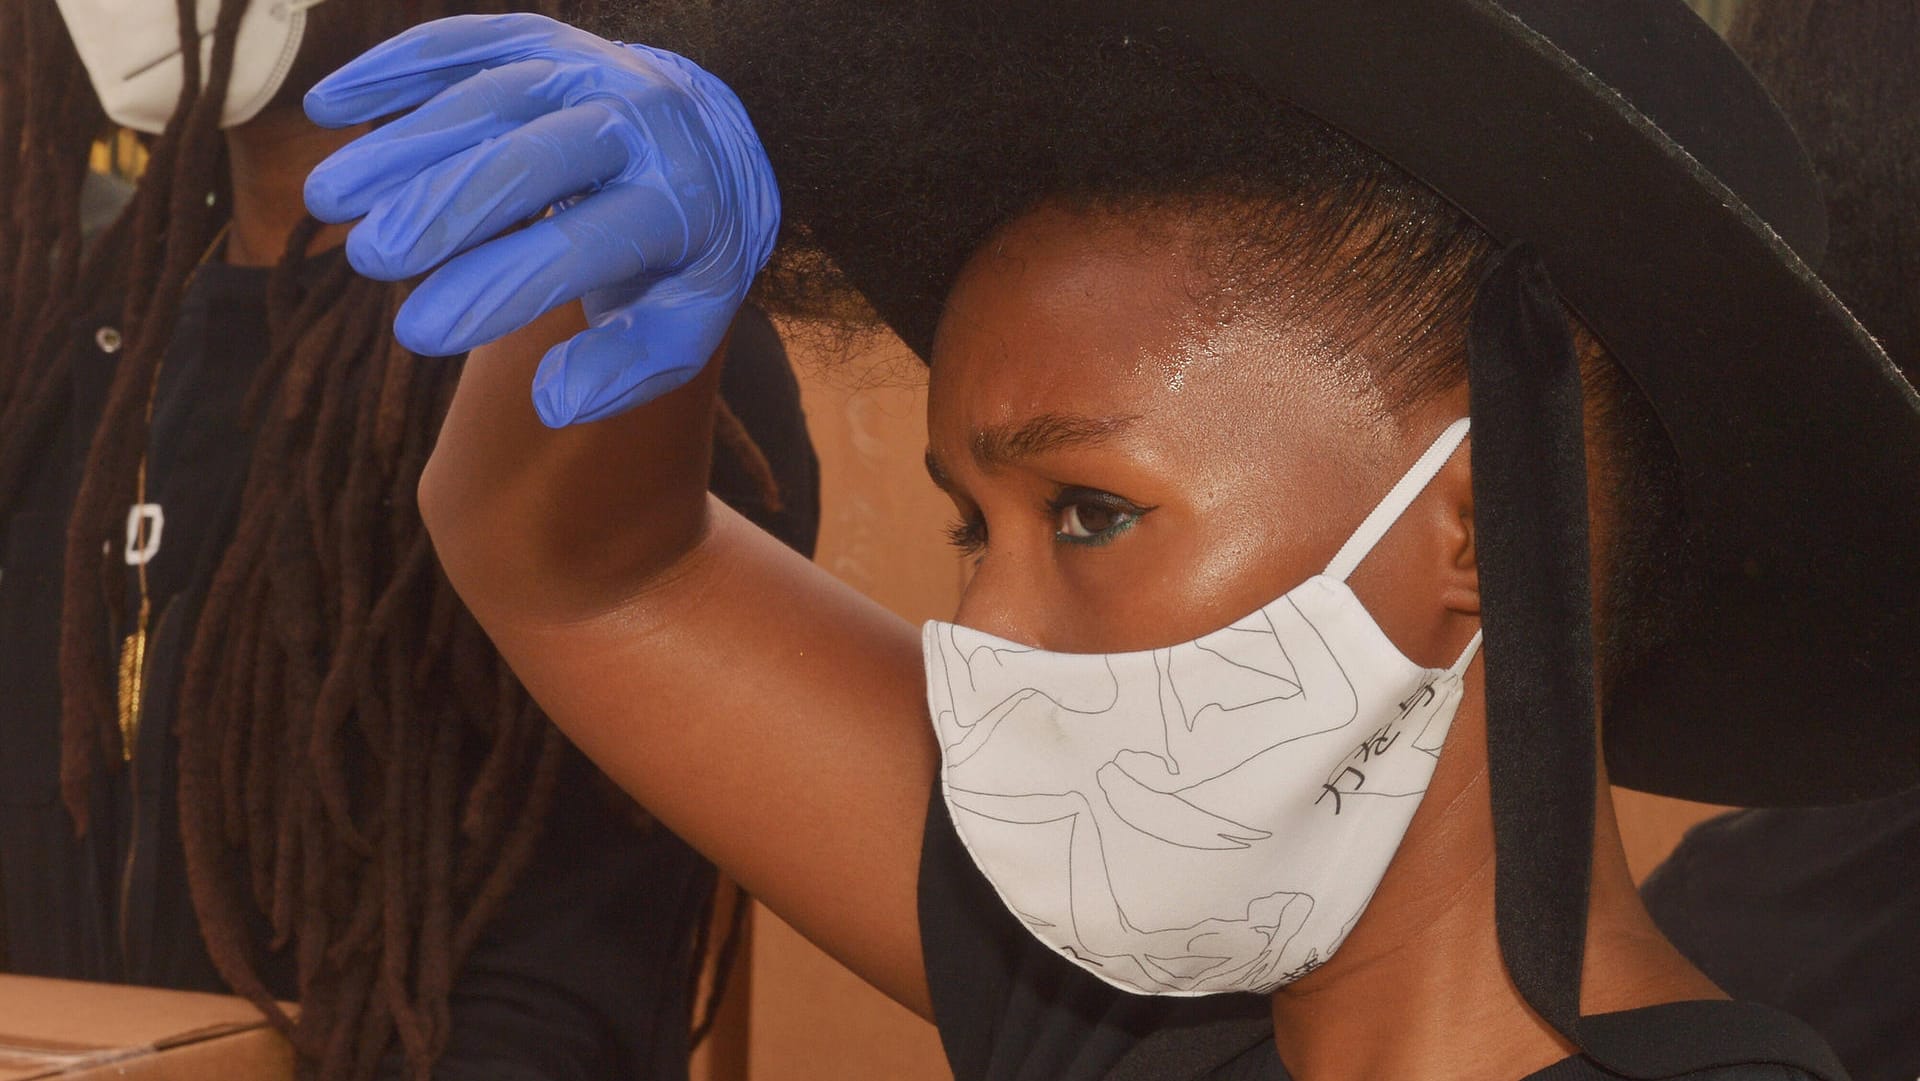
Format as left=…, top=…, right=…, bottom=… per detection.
left=303, top=12, right=583, bottom=127
left=342, top=101, right=634, bottom=280
left=529, top=299, right=733, bottom=427
left=392, top=180, right=715, bottom=356
left=305, top=59, right=574, bottom=224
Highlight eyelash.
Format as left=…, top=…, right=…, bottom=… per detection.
left=945, top=517, right=987, bottom=557
left=943, top=489, right=1151, bottom=557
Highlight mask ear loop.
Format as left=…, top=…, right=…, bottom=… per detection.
left=1322, top=418, right=1480, bottom=675
left=1447, top=629, right=1484, bottom=677
left=1322, top=416, right=1472, bottom=583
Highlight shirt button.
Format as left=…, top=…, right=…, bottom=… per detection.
left=95, top=326, right=123, bottom=354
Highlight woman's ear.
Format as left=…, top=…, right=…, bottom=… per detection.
left=1344, top=425, right=1481, bottom=668
left=1439, top=446, right=1480, bottom=617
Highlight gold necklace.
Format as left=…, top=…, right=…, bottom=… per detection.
left=115, top=222, right=230, bottom=761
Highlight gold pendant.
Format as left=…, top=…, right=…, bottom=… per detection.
left=116, top=623, right=147, bottom=762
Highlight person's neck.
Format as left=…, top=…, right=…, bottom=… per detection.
left=222, top=106, right=364, bottom=268
left=1266, top=675, right=1723, bottom=1081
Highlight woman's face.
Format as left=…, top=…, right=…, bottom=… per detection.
left=926, top=205, right=1481, bottom=664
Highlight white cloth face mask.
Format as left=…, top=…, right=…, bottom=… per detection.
left=923, top=418, right=1481, bottom=997
left=55, top=0, right=326, bottom=135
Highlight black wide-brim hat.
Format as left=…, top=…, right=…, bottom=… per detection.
left=789, top=0, right=1920, bottom=810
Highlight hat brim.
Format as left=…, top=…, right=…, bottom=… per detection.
left=798, top=0, right=1920, bottom=805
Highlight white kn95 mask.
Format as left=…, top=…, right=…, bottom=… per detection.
left=56, top=0, right=327, bottom=134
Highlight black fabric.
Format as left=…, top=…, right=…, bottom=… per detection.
left=1531, top=1061, right=1823, bottom=1081
left=1577, top=1001, right=1847, bottom=1081
left=919, top=786, right=1270, bottom=1081
left=919, top=790, right=1845, bottom=1081
left=1643, top=789, right=1920, bottom=1081
left=0, top=256, right=821, bottom=1079
left=1467, top=245, right=1599, bottom=1048
left=393, top=753, right=720, bottom=1081
left=1113, top=1013, right=1844, bottom=1081
left=757, top=0, right=1920, bottom=807
left=1106, top=1017, right=1276, bottom=1081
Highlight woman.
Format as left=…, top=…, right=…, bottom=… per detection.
left=300, top=1, right=1920, bottom=1078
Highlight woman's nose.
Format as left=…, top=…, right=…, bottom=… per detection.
left=951, top=550, right=1052, bottom=648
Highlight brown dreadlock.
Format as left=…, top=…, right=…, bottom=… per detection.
left=0, top=1, right=778, bottom=1078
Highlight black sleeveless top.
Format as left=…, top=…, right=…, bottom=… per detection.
left=918, top=790, right=1849, bottom=1081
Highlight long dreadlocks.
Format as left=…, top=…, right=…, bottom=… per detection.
left=0, top=2, right=779, bottom=1077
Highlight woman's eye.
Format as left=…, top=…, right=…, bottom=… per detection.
left=1058, top=503, right=1124, bottom=537
left=1052, top=491, right=1149, bottom=547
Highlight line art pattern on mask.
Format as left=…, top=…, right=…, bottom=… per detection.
left=928, top=590, right=1465, bottom=995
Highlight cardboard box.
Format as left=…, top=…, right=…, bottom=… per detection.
left=0, top=975, right=293, bottom=1080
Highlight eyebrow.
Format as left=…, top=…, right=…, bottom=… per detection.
left=974, top=412, right=1141, bottom=467
left=925, top=412, right=1142, bottom=489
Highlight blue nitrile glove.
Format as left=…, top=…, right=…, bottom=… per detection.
left=303, top=14, right=779, bottom=427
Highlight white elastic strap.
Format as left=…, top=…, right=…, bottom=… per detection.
left=1322, top=417, right=1472, bottom=581
left=1449, top=629, right=1484, bottom=676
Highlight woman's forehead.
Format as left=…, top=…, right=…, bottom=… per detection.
left=926, top=323, right=1394, bottom=499
left=933, top=210, right=1226, bottom=381
left=927, top=208, right=1390, bottom=437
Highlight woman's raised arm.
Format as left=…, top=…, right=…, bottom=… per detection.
left=304, top=15, right=940, bottom=1016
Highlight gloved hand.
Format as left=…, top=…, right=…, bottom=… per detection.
left=303, top=13, right=779, bottom=427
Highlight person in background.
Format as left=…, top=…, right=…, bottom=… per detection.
left=0, top=2, right=819, bottom=1080
left=1641, top=4, right=1919, bottom=1080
